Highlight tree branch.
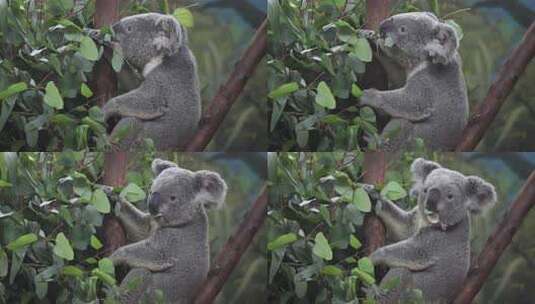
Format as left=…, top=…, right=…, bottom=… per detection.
left=453, top=171, right=535, bottom=304
left=362, top=152, right=387, bottom=255
left=194, top=187, right=268, bottom=304
left=456, top=21, right=535, bottom=151
left=185, top=19, right=267, bottom=151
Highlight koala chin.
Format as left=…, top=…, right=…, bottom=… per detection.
left=367, top=158, right=497, bottom=304
left=102, top=13, right=201, bottom=150
left=360, top=12, right=469, bottom=151
left=109, top=159, right=227, bottom=303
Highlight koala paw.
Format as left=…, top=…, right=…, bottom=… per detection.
left=361, top=183, right=382, bottom=201
left=360, top=89, right=380, bottom=108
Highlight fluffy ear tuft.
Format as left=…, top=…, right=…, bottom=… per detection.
left=195, top=171, right=227, bottom=209
left=154, top=15, right=185, bottom=56
left=151, top=159, right=177, bottom=176
left=465, top=176, right=497, bottom=213
left=424, top=22, right=459, bottom=65
left=410, top=158, right=442, bottom=198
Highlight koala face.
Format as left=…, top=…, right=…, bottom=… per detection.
left=148, top=159, right=227, bottom=227
left=112, top=13, right=185, bottom=69
left=410, top=158, right=497, bottom=230
left=377, top=12, right=459, bottom=65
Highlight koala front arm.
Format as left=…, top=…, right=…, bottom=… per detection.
left=110, top=241, right=173, bottom=272
left=103, top=89, right=165, bottom=123
left=361, top=71, right=434, bottom=123
left=375, top=198, right=418, bottom=241
left=116, top=197, right=152, bottom=242
left=370, top=238, right=435, bottom=271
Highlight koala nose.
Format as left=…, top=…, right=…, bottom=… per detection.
left=148, top=192, right=161, bottom=215
left=426, top=188, right=441, bottom=211
left=111, top=22, right=122, bottom=35
left=379, top=17, right=394, bottom=37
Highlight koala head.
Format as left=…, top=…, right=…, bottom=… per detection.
left=377, top=12, right=459, bottom=66
left=112, top=13, right=187, bottom=70
left=410, top=158, right=497, bottom=230
left=147, top=159, right=227, bottom=227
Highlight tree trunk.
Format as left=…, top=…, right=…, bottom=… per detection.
left=362, top=152, right=387, bottom=255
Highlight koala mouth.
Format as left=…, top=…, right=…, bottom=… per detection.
left=424, top=209, right=440, bottom=224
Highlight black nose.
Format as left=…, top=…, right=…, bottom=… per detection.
left=111, top=22, right=122, bottom=34
left=148, top=192, right=161, bottom=215
left=379, top=17, right=394, bottom=37
left=426, top=188, right=441, bottom=211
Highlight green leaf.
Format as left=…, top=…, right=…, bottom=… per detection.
left=81, top=83, right=93, bottom=98
left=353, top=187, right=372, bottom=212
left=173, top=8, right=194, bottom=28
left=381, top=181, right=407, bottom=201
left=315, top=81, right=336, bottom=110
left=92, top=269, right=116, bottom=285
left=267, top=233, right=298, bottom=251
left=43, top=81, right=64, bottom=109
left=98, top=258, right=115, bottom=275
left=312, top=232, right=333, bottom=261
left=268, top=82, right=299, bottom=99
left=90, top=235, right=103, bottom=250
left=349, top=235, right=362, bottom=250
left=79, top=36, right=99, bottom=61
left=0, top=82, right=27, bottom=100
left=53, top=233, right=74, bottom=261
left=321, top=265, right=342, bottom=276
left=6, top=233, right=38, bottom=251
left=111, top=47, right=124, bottom=72
left=0, top=180, right=12, bottom=188
left=351, top=84, right=363, bottom=98
left=358, top=257, right=374, bottom=276
left=120, top=183, right=146, bottom=202
left=91, top=189, right=111, bottom=213
left=353, top=38, right=372, bottom=62
left=352, top=268, right=375, bottom=284
left=62, top=265, right=83, bottom=277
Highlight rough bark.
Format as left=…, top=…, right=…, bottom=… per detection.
left=93, top=0, right=126, bottom=255
left=194, top=187, right=268, bottom=304
left=453, top=171, right=535, bottom=304
left=185, top=19, right=267, bottom=151
left=362, top=152, right=387, bottom=256
left=456, top=21, right=535, bottom=151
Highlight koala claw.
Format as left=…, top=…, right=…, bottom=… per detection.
left=361, top=183, right=382, bottom=201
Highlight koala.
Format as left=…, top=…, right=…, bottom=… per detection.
left=109, top=158, right=228, bottom=303
left=366, top=158, right=497, bottom=304
left=359, top=12, right=469, bottom=151
left=103, top=13, right=201, bottom=150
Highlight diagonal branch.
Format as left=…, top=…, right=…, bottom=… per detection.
left=185, top=19, right=267, bottom=151
left=456, top=21, right=535, bottom=151
left=453, top=171, right=535, bottom=304
left=194, top=186, right=268, bottom=304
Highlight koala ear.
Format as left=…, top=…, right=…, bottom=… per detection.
left=465, top=176, right=497, bottom=213
left=194, top=171, right=228, bottom=209
left=425, top=22, right=459, bottom=65
left=151, top=159, right=178, bottom=176
left=154, top=16, right=184, bottom=56
left=409, top=158, right=442, bottom=198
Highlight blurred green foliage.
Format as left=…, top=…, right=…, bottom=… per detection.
left=0, top=0, right=108, bottom=151
left=0, top=151, right=267, bottom=303
left=0, top=0, right=267, bottom=151
left=268, top=0, right=380, bottom=151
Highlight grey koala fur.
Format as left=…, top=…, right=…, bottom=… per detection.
left=366, top=158, right=497, bottom=304
left=103, top=13, right=201, bottom=150
left=110, top=158, right=227, bottom=303
left=360, top=12, right=469, bottom=151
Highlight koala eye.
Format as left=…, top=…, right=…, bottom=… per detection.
left=170, top=196, right=176, bottom=201
left=399, top=26, right=407, bottom=34
left=447, top=194, right=454, bottom=200
left=423, top=188, right=428, bottom=193
left=126, top=25, right=133, bottom=32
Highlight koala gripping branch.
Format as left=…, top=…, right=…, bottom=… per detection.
left=456, top=21, right=535, bottom=151
left=453, top=171, right=535, bottom=304
left=193, top=187, right=268, bottom=304
left=185, top=19, right=267, bottom=151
